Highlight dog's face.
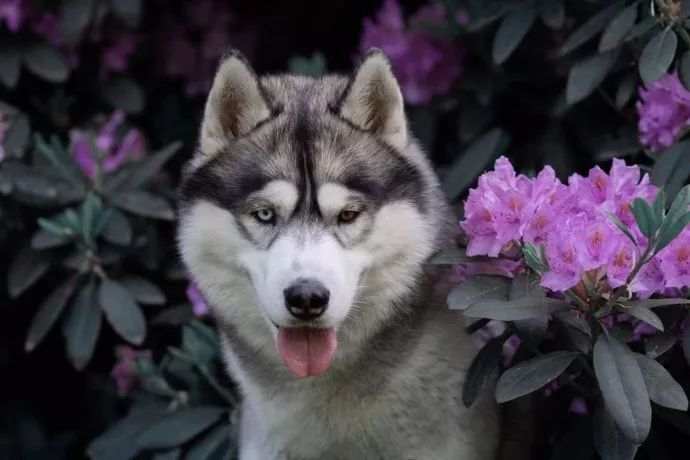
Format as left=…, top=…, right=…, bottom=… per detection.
left=178, top=50, right=445, bottom=378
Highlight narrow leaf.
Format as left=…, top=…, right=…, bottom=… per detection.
left=22, top=43, right=69, bottom=83
left=630, top=197, right=658, bottom=238
left=447, top=275, right=510, bottom=310
left=566, top=50, right=618, bottom=104
left=64, top=281, right=102, bottom=370
left=8, top=246, right=50, bottom=298
left=624, top=305, right=664, bottom=331
left=599, top=5, right=637, bottom=52
left=635, top=353, right=688, bottom=411
left=111, top=190, right=175, bottom=220
left=627, top=297, right=690, bottom=309
left=593, top=334, right=651, bottom=443
left=639, top=28, right=678, bottom=85
left=593, top=406, right=640, bottom=460
left=679, top=50, right=690, bottom=90
left=495, top=351, right=579, bottom=403
left=655, top=212, right=690, bottom=254
left=136, top=407, right=224, bottom=449
left=615, top=73, right=638, bottom=109
left=540, top=0, right=564, bottom=29
left=558, top=2, right=623, bottom=56
left=645, top=330, right=678, bottom=359
left=492, top=4, right=537, bottom=64
left=25, top=275, right=79, bottom=352
left=99, top=279, right=147, bottom=345
left=120, top=275, right=166, bottom=305
left=463, top=335, right=507, bottom=407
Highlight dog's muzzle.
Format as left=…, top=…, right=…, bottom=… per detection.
left=283, top=278, right=329, bottom=320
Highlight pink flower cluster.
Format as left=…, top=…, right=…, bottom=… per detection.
left=156, top=0, right=256, bottom=97
left=461, top=157, right=690, bottom=294
left=111, top=345, right=150, bottom=396
left=637, top=72, right=690, bottom=151
left=186, top=279, right=210, bottom=318
left=69, top=111, right=146, bottom=179
left=359, top=0, right=463, bottom=105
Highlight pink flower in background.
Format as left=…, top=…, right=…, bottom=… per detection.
left=70, top=111, right=146, bottom=178
left=187, top=280, right=210, bottom=318
left=100, top=30, right=140, bottom=79
left=359, top=0, right=462, bottom=105
left=637, top=72, right=690, bottom=151
left=29, top=11, right=62, bottom=46
left=157, top=0, right=256, bottom=97
left=111, top=346, right=151, bottom=396
left=0, top=0, right=24, bottom=31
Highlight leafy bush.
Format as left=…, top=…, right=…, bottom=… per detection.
left=1, top=0, right=690, bottom=459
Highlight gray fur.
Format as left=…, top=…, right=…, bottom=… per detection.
left=177, top=49, right=499, bottom=459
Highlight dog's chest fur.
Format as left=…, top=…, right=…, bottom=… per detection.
left=221, top=302, right=500, bottom=460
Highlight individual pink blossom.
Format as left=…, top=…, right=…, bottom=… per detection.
left=0, top=0, right=23, bottom=31
left=658, top=228, right=690, bottom=288
left=187, top=279, right=210, bottom=318
left=111, top=346, right=151, bottom=396
left=359, top=0, right=462, bottom=105
left=637, top=72, right=690, bottom=151
left=70, top=111, right=146, bottom=179
left=541, top=227, right=582, bottom=291
left=100, top=31, right=140, bottom=79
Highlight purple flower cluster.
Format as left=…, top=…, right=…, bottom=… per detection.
left=69, top=111, right=146, bottom=179
left=358, top=0, right=462, bottom=105
left=462, top=157, right=690, bottom=294
left=637, top=72, right=690, bottom=151
left=0, top=0, right=22, bottom=31
left=157, top=0, right=256, bottom=97
left=110, top=345, right=150, bottom=396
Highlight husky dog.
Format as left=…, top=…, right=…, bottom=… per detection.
left=177, top=48, right=499, bottom=459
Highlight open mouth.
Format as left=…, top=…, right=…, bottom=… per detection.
left=276, top=327, right=337, bottom=378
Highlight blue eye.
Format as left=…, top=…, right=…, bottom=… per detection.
left=253, top=208, right=275, bottom=224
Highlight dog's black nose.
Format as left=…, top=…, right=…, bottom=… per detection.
left=284, top=279, right=329, bottom=320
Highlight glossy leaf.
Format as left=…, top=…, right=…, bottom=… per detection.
left=463, top=335, right=507, bottom=407
left=111, top=190, right=175, bottom=220
left=22, top=43, right=69, bottom=83
left=593, top=406, right=639, bottom=460
left=635, top=353, right=688, bottom=411
left=64, top=281, right=102, bottom=370
left=566, top=50, right=618, bottom=104
left=558, top=2, right=623, bottom=56
left=593, top=334, right=651, bottom=443
left=495, top=351, right=579, bottom=403
left=121, top=275, right=166, bottom=305
left=136, top=407, right=225, bottom=450
left=7, top=246, right=50, bottom=298
left=492, top=4, right=537, bottom=64
left=639, top=28, right=678, bottom=85
left=599, top=4, right=637, bottom=52
left=98, top=280, right=147, bottom=345
left=25, top=276, right=79, bottom=352
left=447, top=275, right=510, bottom=310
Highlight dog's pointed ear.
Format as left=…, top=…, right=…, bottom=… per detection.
left=199, top=50, right=270, bottom=154
left=338, top=49, right=407, bottom=150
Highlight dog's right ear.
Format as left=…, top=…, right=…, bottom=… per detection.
left=198, top=50, right=270, bottom=156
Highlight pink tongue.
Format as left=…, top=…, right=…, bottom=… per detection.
left=276, top=327, right=337, bottom=378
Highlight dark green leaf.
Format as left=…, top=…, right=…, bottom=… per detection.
left=152, top=449, right=180, bottom=460
left=599, top=5, right=637, bottom=52
left=495, top=351, right=579, bottom=403
left=104, top=141, right=181, bottom=193
left=88, top=406, right=166, bottom=460
left=121, top=276, right=166, bottom=305
left=625, top=17, right=657, bottom=42
left=558, top=2, right=623, bottom=56
left=442, top=128, right=506, bottom=201
left=566, top=50, right=618, bottom=104
left=64, top=281, right=102, bottom=370
left=152, top=305, right=195, bottom=326
left=655, top=212, right=690, bottom=254
left=99, top=280, right=146, bottom=345
left=523, top=242, right=547, bottom=273
left=615, top=73, right=638, bottom=109
left=22, top=43, right=69, bottom=83
left=0, top=45, right=21, bottom=88
left=606, top=212, right=637, bottom=244
left=627, top=297, right=690, bottom=309
left=653, top=189, right=666, bottom=224
left=639, top=28, right=678, bottom=85
left=539, top=0, right=564, bottom=29
left=136, top=407, right=224, bottom=450
left=645, top=330, right=677, bottom=359
left=593, top=334, right=651, bottom=443
left=624, top=304, right=664, bottom=331
left=2, top=113, right=30, bottom=158
left=631, top=197, right=658, bottom=238
left=679, top=50, right=690, bottom=90
left=635, top=353, right=688, bottom=411
left=102, top=76, right=144, bottom=114
left=428, top=248, right=474, bottom=265
left=31, top=228, right=69, bottom=250
left=182, top=322, right=218, bottom=365
left=111, top=190, right=174, bottom=220
left=593, top=406, right=639, bottom=460
left=492, top=4, right=537, bottom=65
left=7, top=246, right=50, bottom=298
left=59, top=0, right=94, bottom=45
left=463, top=335, right=507, bottom=407
left=447, top=275, right=510, bottom=310
left=100, top=209, right=132, bottom=246
left=25, top=275, right=79, bottom=352
left=651, top=142, right=690, bottom=188
left=184, top=424, right=232, bottom=460
left=666, top=184, right=690, bottom=220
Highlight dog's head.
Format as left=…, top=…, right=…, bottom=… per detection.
left=177, top=49, right=448, bottom=378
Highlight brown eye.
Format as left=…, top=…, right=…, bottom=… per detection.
left=338, top=209, right=360, bottom=224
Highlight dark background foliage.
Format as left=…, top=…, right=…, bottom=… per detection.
left=2, top=0, right=690, bottom=459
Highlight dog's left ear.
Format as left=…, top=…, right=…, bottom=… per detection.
left=199, top=50, right=271, bottom=155
left=338, top=49, right=407, bottom=150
